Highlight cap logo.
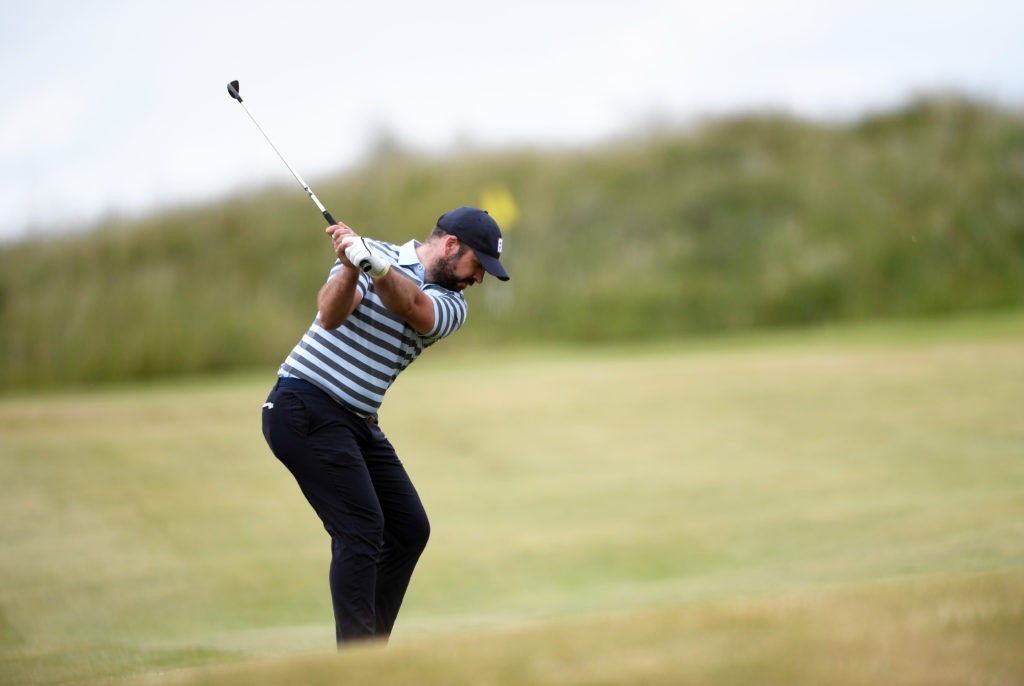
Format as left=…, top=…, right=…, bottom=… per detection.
left=496, top=237, right=503, bottom=255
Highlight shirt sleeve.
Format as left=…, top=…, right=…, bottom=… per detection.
left=422, top=285, right=467, bottom=341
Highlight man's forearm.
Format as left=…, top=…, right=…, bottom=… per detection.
left=317, top=266, right=361, bottom=329
left=372, top=269, right=435, bottom=335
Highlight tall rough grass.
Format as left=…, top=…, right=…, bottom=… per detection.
left=1, top=96, right=1022, bottom=389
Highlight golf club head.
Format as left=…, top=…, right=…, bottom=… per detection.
left=227, top=80, right=242, bottom=102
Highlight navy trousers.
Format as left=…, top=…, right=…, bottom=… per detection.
left=261, top=377, right=430, bottom=645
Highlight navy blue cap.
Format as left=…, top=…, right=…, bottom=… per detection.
left=436, top=206, right=510, bottom=281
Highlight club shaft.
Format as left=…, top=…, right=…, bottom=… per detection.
left=236, top=101, right=335, bottom=225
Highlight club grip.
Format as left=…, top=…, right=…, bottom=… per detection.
left=332, top=222, right=373, bottom=273
left=324, top=212, right=369, bottom=270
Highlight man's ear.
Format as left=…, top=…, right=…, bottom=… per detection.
left=444, top=235, right=461, bottom=256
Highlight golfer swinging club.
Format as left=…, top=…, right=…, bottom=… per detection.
left=261, top=206, right=509, bottom=646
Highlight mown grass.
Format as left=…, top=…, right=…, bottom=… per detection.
left=1, top=314, right=1023, bottom=684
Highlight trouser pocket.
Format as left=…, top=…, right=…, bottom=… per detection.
left=262, top=382, right=311, bottom=454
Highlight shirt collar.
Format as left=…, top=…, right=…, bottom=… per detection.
left=398, top=240, right=425, bottom=282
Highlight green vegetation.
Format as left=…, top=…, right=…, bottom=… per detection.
left=2, top=95, right=1021, bottom=684
left=2, top=97, right=1023, bottom=389
left=1, top=317, right=1022, bottom=684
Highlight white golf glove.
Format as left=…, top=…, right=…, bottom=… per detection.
left=342, top=237, right=391, bottom=278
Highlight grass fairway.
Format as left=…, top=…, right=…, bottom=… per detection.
left=1, top=315, right=1023, bottom=685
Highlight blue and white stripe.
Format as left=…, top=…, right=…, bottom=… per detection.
left=279, top=239, right=467, bottom=416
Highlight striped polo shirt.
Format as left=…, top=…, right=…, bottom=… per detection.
left=278, top=239, right=467, bottom=417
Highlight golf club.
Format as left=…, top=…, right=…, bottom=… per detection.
left=226, top=79, right=370, bottom=272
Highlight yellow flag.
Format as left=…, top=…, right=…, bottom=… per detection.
left=479, top=185, right=520, bottom=230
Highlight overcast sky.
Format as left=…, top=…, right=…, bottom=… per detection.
left=1, top=0, right=1022, bottom=241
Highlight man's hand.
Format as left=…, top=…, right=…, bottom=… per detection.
left=342, top=236, right=391, bottom=278
left=325, top=224, right=390, bottom=277
left=327, top=224, right=357, bottom=263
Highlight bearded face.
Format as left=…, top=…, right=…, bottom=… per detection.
left=427, top=243, right=482, bottom=292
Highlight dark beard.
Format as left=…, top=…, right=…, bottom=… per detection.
left=428, top=248, right=467, bottom=291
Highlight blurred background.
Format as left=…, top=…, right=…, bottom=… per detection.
left=1, top=0, right=1023, bottom=387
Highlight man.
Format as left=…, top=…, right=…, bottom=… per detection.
left=261, top=206, right=509, bottom=647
